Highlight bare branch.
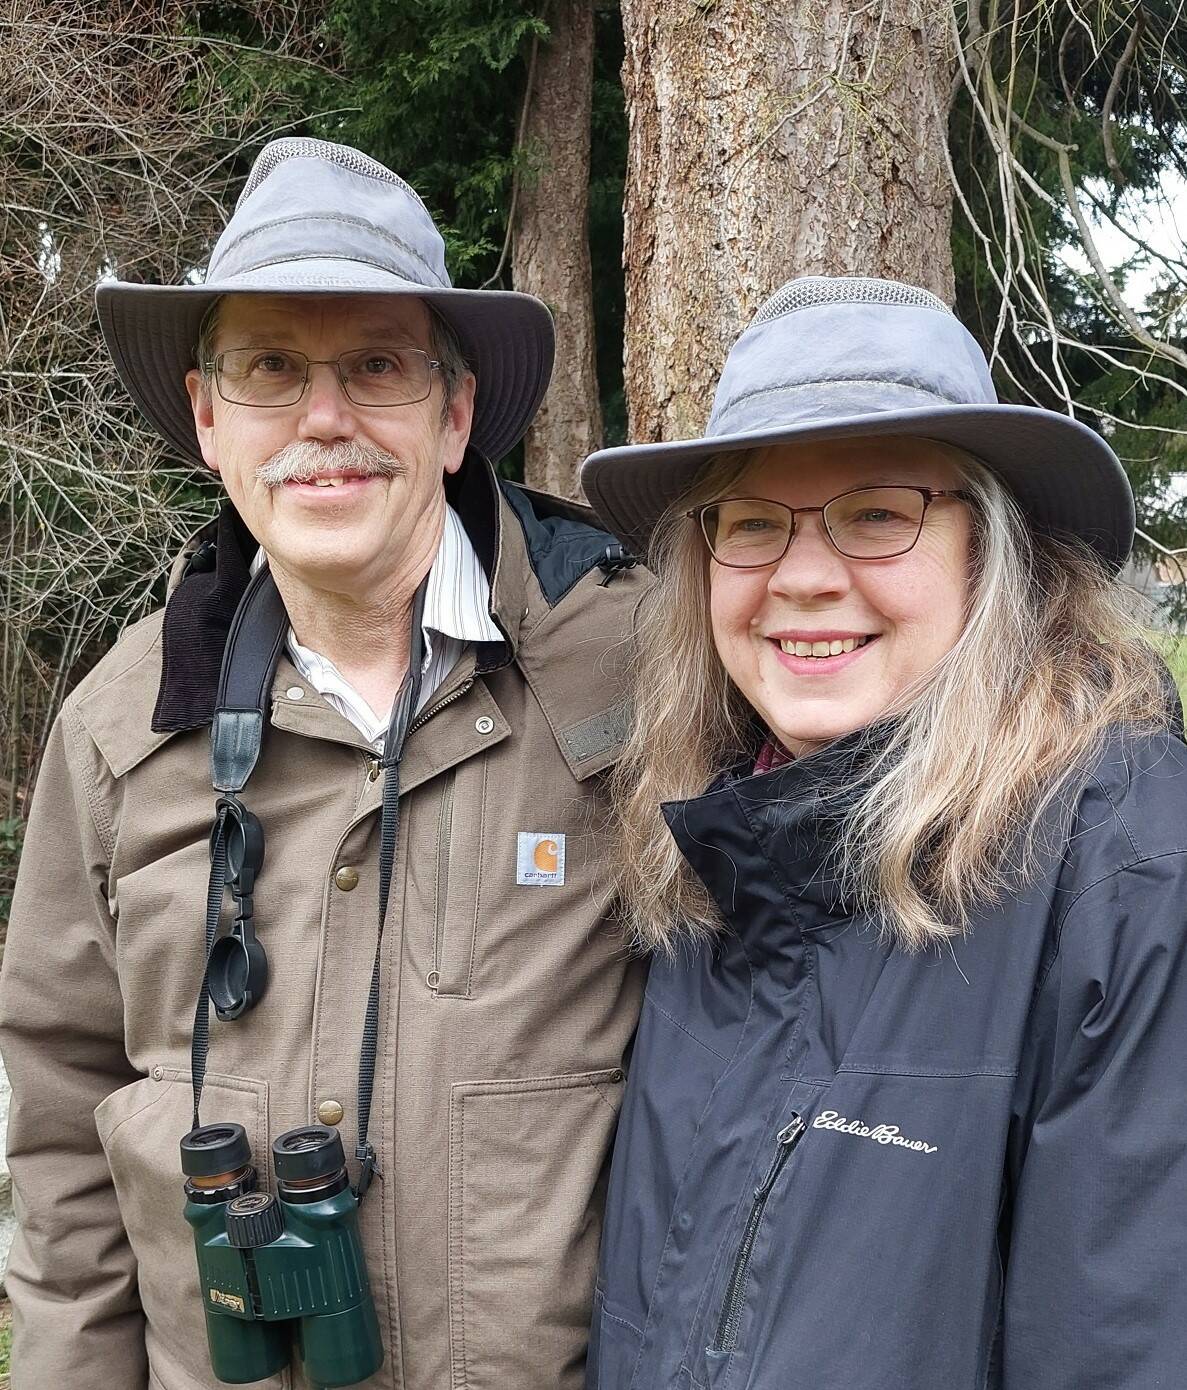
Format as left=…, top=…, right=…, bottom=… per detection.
left=481, top=10, right=546, bottom=291
left=1102, top=5, right=1145, bottom=187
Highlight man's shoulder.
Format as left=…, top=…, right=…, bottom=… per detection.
left=62, top=607, right=175, bottom=779
left=501, top=485, right=651, bottom=781
left=501, top=481, right=649, bottom=606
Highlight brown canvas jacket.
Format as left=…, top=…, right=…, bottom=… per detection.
left=0, top=466, right=648, bottom=1390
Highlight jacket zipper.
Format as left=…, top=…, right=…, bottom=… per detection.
left=409, top=678, right=474, bottom=736
left=407, top=676, right=472, bottom=989
left=712, top=1113, right=807, bottom=1353
left=430, top=772, right=455, bottom=989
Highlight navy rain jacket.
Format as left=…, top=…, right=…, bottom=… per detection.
left=591, top=728, right=1187, bottom=1390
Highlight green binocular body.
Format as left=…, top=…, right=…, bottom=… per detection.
left=181, top=1122, right=383, bottom=1388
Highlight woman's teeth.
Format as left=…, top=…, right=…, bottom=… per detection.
left=778, top=635, right=871, bottom=658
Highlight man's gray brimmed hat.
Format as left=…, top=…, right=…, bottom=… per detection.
left=97, top=137, right=554, bottom=465
left=581, top=276, right=1134, bottom=571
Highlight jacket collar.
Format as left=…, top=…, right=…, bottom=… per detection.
left=663, top=729, right=889, bottom=938
left=152, top=449, right=528, bottom=734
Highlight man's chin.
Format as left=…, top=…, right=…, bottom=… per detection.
left=263, top=536, right=379, bottom=590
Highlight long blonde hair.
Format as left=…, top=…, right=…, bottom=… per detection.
left=610, top=449, right=1172, bottom=952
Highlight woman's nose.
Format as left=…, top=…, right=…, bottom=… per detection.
left=766, top=512, right=852, bottom=599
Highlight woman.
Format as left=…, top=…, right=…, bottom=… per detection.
left=580, top=277, right=1187, bottom=1389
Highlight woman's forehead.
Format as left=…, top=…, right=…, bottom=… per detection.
left=738, top=436, right=968, bottom=497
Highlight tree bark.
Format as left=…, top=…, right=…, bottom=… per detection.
left=619, top=0, right=955, bottom=442
left=513, top=0, right=603, bottom=497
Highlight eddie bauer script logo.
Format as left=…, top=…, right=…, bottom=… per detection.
left=812, top=1109, right=939, bottom=1155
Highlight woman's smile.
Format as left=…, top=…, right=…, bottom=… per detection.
left=768, top=630, right=879, bottom=675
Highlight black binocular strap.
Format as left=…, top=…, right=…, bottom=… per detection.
left=189, top=567, right=428, bottom=1203
left=191, top=800, right=233, bottom=1130
left=354, top=579, right=427, bottom=1200
left=192, top=569, right=288, bottom=1129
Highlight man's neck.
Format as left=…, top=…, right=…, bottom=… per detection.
left=266, top=517, right=444, bottom=719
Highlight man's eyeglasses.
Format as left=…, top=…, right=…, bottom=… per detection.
left=204, top=347, right=442, bottom=408
left=689, top=486, right=972, bottom=567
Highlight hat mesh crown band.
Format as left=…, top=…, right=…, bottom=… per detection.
left=752, top=277, right=952, bottom=326
left=238, top=137, right=425, bottom=211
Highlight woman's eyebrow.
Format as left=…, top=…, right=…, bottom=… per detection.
left=844, top=475, right=935, bottom=489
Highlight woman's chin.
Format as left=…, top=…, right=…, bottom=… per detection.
left=766, top=705, right=878, bottom=757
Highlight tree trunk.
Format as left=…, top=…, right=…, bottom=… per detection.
left=619, top=0, right=955, bottom=443
left=513, top=0, right=603, bottom=497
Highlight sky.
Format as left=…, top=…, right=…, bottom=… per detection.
left=1058, top=169, right=1186, bottom=310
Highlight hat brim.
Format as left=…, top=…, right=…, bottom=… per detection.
left=581, top=405, right=1135, bottom=572
left=96, top=261, right=555, bottom=466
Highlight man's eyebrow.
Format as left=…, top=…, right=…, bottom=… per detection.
left=227, top=328, right=424, bottom=349
left=354, top=325, right=425, bottom=345
left=228, top=332, right=290, bottom=348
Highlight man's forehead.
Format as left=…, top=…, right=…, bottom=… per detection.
left=216, top=292, right=433, bottom=342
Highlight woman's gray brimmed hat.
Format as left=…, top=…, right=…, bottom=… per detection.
left=581, top=277, right=1134, bottom=571
left=97, top=137, right=555, bottom=465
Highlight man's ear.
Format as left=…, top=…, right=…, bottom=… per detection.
left=441, top=371, right=477, bottom=477
left=185, top=369, right=221, bottom=475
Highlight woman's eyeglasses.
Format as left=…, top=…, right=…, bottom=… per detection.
left=688, top=486, right=972, bottom=567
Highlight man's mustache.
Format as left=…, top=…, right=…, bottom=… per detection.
left=255, top=440, right=407, bottom=487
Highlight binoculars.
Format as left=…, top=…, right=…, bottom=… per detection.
left=181, top=1122, right=383, bottom=1387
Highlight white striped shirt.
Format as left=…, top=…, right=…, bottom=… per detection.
left=252, top=504, right=502, bottom=749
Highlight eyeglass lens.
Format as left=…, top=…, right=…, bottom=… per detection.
left=702, top=488, right=930, bottom=565
left=214, top=347, right=433, bottom=407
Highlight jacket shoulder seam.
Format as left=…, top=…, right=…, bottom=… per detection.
left=1082, top=769, right=1141, bottom=859
left=60, top=702, right=115, bottom=858
left=1037, top=848, right=1187, bottom=997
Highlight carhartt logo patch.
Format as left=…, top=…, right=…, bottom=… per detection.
left=812, top=1109, right=938, bottom=1155
left=517, top=832, right=566, bottom=886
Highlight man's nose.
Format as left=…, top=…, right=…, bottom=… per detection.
left=766, top=512, right=852, bottom=600
left=296, top=361, right=357, bottom=440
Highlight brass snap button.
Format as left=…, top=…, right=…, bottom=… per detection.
left=151, top=1065, right=165, bottom=1082
left=334, top=866, right=360, bottom=892
left=475, top=715, right=495, bottom=735
left=609, top=1069, right=625, bottom=1083
left=317, top=1099, right=345, bottom=1126
left=286, top=685, right=305, bottom=700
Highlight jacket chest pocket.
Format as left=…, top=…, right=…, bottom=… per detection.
left=428, top=759, right=487, bottom=998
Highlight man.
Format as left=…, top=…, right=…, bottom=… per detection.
left=0, top=137, right=646, bottom=1389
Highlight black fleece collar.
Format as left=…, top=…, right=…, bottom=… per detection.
left=152, top=505, right=255, bottom=733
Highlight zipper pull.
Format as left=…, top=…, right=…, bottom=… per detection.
left=753, top=1113, right=806, bottom=1199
